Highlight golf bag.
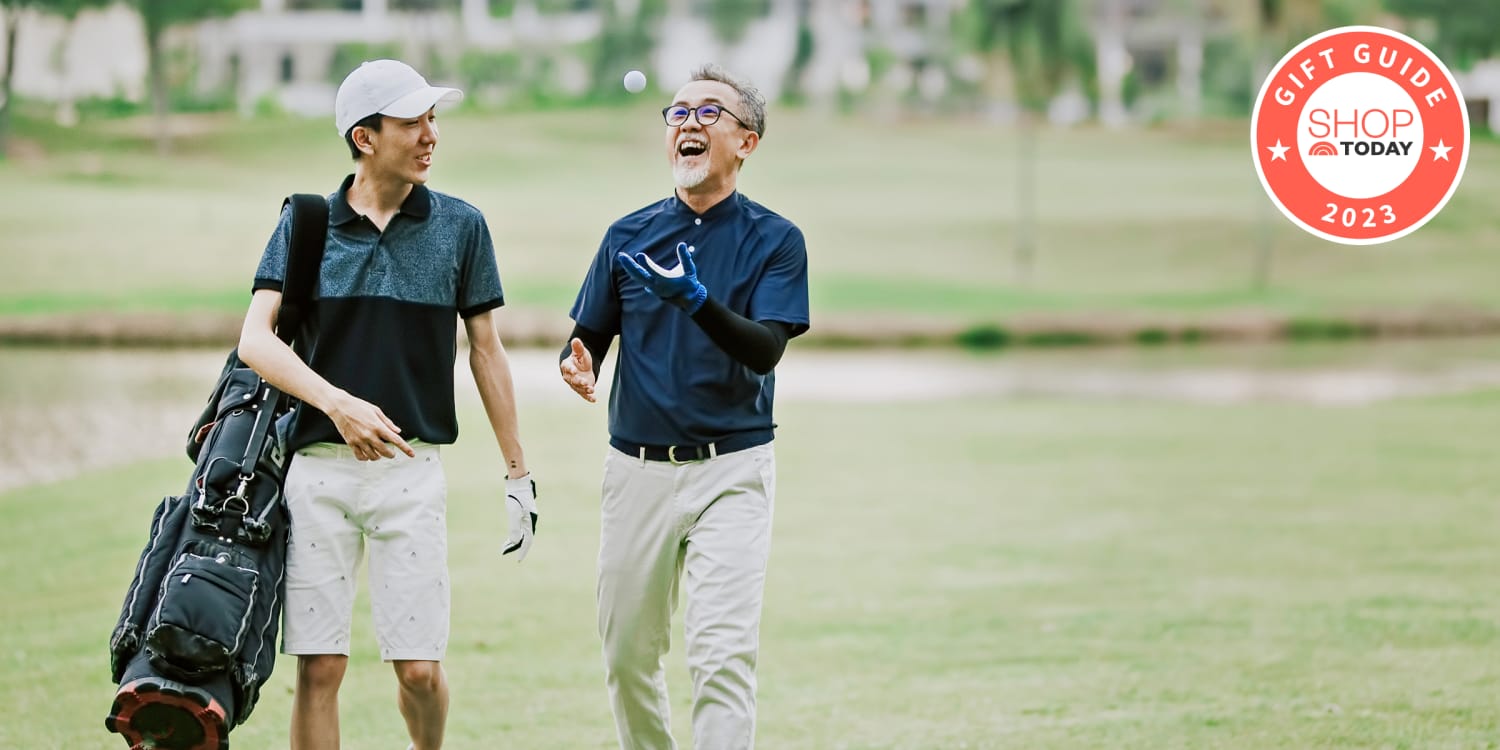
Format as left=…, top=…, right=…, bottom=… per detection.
left=107, top=194, right=326, bottom=749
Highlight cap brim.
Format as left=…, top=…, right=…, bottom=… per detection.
left=381, top=86, right=464, bottom=119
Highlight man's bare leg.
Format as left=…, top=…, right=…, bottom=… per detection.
left=394, top=660, right=449, bottom=750
left=292, top=654, right=348, bottom=750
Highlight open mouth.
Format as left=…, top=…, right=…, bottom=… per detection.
left=677, top=139, right=707, bottom=158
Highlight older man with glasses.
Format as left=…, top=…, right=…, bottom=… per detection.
left=558, top=64, right=810, bottom=750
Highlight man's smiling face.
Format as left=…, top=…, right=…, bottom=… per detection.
left=666, top=80, right=755, bottom=191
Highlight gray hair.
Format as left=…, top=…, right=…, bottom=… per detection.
left=689, top=63, right=766, bottom=137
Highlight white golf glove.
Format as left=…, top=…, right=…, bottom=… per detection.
left=503, top=474, right=538, bottom=562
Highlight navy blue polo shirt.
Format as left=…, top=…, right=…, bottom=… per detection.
left=570, top=192, right=810, bottom=447
left=254, top=175, right=505, bottom=451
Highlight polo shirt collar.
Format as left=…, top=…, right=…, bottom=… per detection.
left=330, top=173, right=433, bottom=226
left=669, top=191, right=742, bottom=222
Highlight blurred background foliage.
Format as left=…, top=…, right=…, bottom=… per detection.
left=4, top=0, right=1500, bottom=157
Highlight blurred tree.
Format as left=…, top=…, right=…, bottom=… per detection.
left=1220, top=0, right=1371, bottom=101
left=779, top=0, right=813, bottom=103
left=590, top=0, right=665, bottom=101
left=1243, top=0, right=1369, bottom=289
left=1210, top=0, right=1383, bottom=290
left=1248, top=0, right=1329, bottom=290
left=124, top=0, right=251, bottom=155
left=392, top=0, right=461, bottom=8
left=708, top=0, right=769, bottom=45
left=967, top=0, right=1090, bottom=284
left=1249, top=0, right=1366, bottom=67
left=0, top=0, right=109, bottom=159
left=1171, top=0, right=1216, bottom=125
left=1384, top=0, right=1500, bottom=66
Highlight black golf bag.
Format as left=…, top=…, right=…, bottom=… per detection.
left=107, top=194, right=326, bottom=749
left=107, top=368, right=293, bottom=737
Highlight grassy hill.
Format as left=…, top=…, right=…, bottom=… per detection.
left=2, top=104, right=1497, bottom=345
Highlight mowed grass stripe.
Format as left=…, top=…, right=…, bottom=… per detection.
left=2, top=393, right=1497, bottom=747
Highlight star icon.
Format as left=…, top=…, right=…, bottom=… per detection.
left=1266, top=140, right=1290, bottom=161
left=1429, top=140, right=1453, bottom=161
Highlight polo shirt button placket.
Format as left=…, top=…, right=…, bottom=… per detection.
left=371, top=238, right=386, bottom=277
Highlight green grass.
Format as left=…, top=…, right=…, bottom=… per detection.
left=4, top=394, right=1499, bottom=748
left=2, top=107, right=1499, bottom=324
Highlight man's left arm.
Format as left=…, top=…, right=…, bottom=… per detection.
left=697, top=228, right=810, bottom=373
left=618, top=231, right=809, bottom=374
left=466, top=309, right=539, bottom=562
left=466, top=310, right=527, bottom=478
left=690, top=301, right=794, bottom=375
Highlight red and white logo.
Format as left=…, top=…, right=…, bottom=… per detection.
left=1252, top=26, right=1469, bottom=245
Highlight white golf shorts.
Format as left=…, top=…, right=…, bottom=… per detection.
left=280, top=441, right=449, bottom=661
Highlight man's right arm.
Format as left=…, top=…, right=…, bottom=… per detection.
left=237, top=289, right=413, bottom=460
left=561, top=227, right=622, bottom=403
left=559, top=322, right=612, bottom=403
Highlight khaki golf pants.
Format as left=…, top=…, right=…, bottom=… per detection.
left=597, top=442, right=776, bottom=750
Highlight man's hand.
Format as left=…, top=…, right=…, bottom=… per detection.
left=503, top=474, right=538, bottom=562
left=560, top=338, right=597, bottom=403
left=324, top=391, right=415, bottom=461
left=617, top=242, right=708, bottom=314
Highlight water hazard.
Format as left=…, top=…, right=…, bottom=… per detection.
left=4, top=339, right=1498, bottom=492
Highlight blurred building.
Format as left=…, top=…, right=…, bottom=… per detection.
left=190, top=0, right=912, bottom=114
left=190, top=0, right=846, bottom=115
left=0, top=4, right=147, bottom=110
left=1087, top=0, right=1235, bottom=126
left=194, top=0, right=600, bottom=116
left=1, top=0, right=1495, bottom=131
left=1455, top=61, right=1500, bottom=134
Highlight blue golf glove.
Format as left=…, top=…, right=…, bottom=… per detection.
left=618, top=242, right=708, bottom=314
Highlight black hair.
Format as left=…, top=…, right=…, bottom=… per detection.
left=344, top=112, right=384, bottom=160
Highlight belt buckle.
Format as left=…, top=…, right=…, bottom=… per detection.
left=668, top=445, right=688, bottom=465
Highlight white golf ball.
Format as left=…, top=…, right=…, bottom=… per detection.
left=623, top=70, right=647, bottom=94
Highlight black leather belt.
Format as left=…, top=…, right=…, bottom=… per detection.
left=610, top=430, right=772, bottom=464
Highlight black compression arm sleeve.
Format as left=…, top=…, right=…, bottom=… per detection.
left=560, top=322, right=613, bottom=377
left=689, top=296, right=793, bottom=375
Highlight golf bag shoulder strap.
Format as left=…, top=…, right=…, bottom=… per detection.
left=232, top=193, right=327, bottom=472
left=182, top=194, right=327, bottom=463
left=276, top=193, right=329, bottom=346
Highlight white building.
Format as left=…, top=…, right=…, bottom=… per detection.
left=0, top=4, right=148, bottom=108
left=1455, top=60, right=1500, bottom=134
left=4, top=0, right=1493, bottom=132
left=0, top=0, right=937, bottom=116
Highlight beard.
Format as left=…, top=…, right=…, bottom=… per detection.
left=673, top=161, right=710, bottom=190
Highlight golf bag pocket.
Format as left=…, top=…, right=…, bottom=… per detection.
left=196, top=369, right=268, bottom=479
left=147, top=552, right=260, bottom=680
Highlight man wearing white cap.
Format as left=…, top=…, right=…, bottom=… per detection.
left=235, top=59, right=539, bottom=750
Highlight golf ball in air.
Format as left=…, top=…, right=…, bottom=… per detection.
left=623, top=70, right=647, bottom=94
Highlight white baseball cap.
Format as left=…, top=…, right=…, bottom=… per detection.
left=334, top=59, right=463, bottom=137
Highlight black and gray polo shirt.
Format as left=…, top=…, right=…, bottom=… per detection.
left=253, top=174, right=504, bottom=451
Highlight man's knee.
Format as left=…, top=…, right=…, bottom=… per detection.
left=603, top=630, right=669, bottom=680
left=688, top=627, right=759, bottom=689
left=393, top=660, right=444, bottom=695
left=694, top=658, right=755, bottom=698
left=297, top=654, right=348, bottom=695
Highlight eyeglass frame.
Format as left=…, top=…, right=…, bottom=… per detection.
left=661, top=103, right=750, bottom=130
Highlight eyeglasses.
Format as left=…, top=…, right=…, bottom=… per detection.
left=662, top=104, right=748, bottom=130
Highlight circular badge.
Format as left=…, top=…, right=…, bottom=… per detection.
left=1252, top=26, right=1469, bottom=245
